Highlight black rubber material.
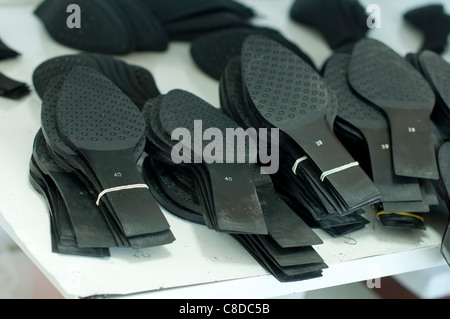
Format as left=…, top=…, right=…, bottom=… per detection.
left=143, top=96, right=224, bottom=229
left=37, top=66, right=175, bottom=250
left=220, top=56, right=261, bottom=130
left=158, top=89, right=268, bottom=235
left=143, top=155, right=324, bottom=249
left=323, top=53, right=425, bottom=213
left=34, top=0, right=257, bottom=52
left=33, top=54, right=160, bottom=110
left=140, top=91, right=328, bottom=282
left=404, top=4, right=450, bottom=54
left=142, top=95, right=177, bottom=163
left=40, top=75, right=127, bottom=246
left=164, top=11, right=251, bottom=41
left=55, top=66, right=173, bottom=246
left=111, top=0, right=168, bottom=51
left=0, top=37, right=19, bottom=61
left=220, top=53, right=371, bottom=237
left=0, top=72, right=30, bottom=100
left=191, top=27, right=315, bottom=80
left=142, top=90, right=327, bottom=245
left=43, top=75, right=151, bottom=247
left=33, top=55, right=97, bottom=100
left=348, top=38, right=439, bottom=180
left=32, top=129, right=117, bottom=249
left=418, top=50, right=450, bottom=138
left=29, top=156, right=110, bottom=257
left=241, top=34, right=380, bottom=211
left=221, top=56, right=359, bottom=228
left=35, top=0, right=135, bottom=54
left=40, top=74, right=145, bottom=179
left=141, top=0, right=254, bottom=24
left=30, top=157, right=76, bottom=247
left=437, top=142, right=450, bottom=265
left=141, top=157, right=327, bottom=283
left=233, top=234, right=327, bottom=282
left=142, top=156, right=206, bottom=224
left=254, top=181, right=323, bottom=248
left=290, top=0, right=368, bottom=50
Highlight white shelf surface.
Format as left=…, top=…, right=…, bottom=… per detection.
left=0, top=0, right=448, bottom=299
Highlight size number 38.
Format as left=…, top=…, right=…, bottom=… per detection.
left=223, top=304, right=269, bottom=314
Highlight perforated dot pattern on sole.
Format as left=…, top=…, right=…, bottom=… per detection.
left=348, top=39, right=435, bottom=110
left=241, top=34, right=329, bottom=130
left=56, top=67, right=145, bottom=152
left=324, top=53, right=387, bottom=130
left=159, top=89, right=252, bottom=162
left=419, top=50, right=450, bottom=110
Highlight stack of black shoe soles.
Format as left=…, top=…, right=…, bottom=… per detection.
left=336, top=38, right=444, bottom=229
left=348, top=40, right=439, bottom=177
left=33, top=54, right=160, bottom=110
left=141, top=89, right=328, bottom=282
left=142, top=0, right=255, bottom=41
left=412, top=50, right=450, bottom=138
left=34, top=0, right=255, bottom=53
left=218, top=35, right=381, bottom=236
left=323, top=52, right=434, bottom=229
left=29, top=66, right=175, bottom=256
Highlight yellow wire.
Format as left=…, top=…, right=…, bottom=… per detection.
left=376, top=211, right=425, bottom=223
